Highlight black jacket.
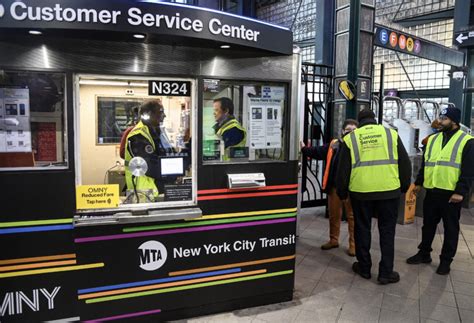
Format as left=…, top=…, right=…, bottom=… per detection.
left=301, top=139, right=342, bottom=191
left=415, top=127, right=474, bottom=197
left=127, top=125, right=175, bottom=192
left=336, top=119, right=412, bottom=200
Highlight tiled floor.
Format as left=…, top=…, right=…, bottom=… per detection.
left=173, top=207, right=474, bottom=323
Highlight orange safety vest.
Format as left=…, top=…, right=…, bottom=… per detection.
left=322, top=139, right=338, bottom=191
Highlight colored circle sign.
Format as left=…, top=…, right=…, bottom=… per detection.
left=379, top=29, right=389, bottom=45
left=406, top=38, right=414, bottom=52
left=399, top=35, right=406, bottom=50
left=414, top=39, right=421, bottom=54
left=389, top=32, right=398, bottom=47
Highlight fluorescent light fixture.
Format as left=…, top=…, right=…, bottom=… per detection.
left=78, top=80, right=148, bottom=87
left=220, top=45, right=231, bottom=49
left=137, top=0, right=289, bottom=31
left=29, top=30, right=42, bottom=35
left=42, top=45, right=50, bottom=68
left=133, top=34, right=146, bottom=39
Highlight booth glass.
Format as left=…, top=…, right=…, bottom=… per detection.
left=0, top=70, right=67, bottom=169
left=76, top=76, right=196, bottom=209
left=202, top=79, right=287, bottom=164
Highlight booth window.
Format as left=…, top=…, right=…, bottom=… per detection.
left=78, top=77, right=194, bottom=209
left=202, top=79, right=287, bottom=164
left=0, top=71, right=67, bottom=169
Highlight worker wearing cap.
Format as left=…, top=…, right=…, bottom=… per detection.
left=337, top=109, right=411, bottom=284
left=407, top=107, right=474, bottom=275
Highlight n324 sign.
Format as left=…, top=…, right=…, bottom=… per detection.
left=148, top=80, right=191, bottom=96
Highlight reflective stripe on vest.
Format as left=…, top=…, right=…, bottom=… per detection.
left=344, top=124, right=400, bottom=193
left=424, top=130, right=472, bottom=191
left=124, top=121, right=159, bottom=199
left=348, top=127, right=397, bottom=168
left=322, top=139, right=338, bottom=190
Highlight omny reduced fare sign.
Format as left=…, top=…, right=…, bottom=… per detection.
left=76, top=184, right=119, bottom=209
left=0, top=0, right=293, bottom=54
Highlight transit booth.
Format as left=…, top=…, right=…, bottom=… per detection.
left=0, top=1, right=301, bottom=321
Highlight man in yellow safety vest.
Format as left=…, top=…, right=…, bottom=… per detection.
left=337, top=109, right=412, bottom=284
left=407, top=107, right=474, bottom=275
left=212, top=97, right=246, bottom=161
left=125, top=100, right=173, bottom=203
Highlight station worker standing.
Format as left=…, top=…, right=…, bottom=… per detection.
left=300, top=119, right=359, bottom=256
left=125, top=100, right=172, bottom=202
left=407, top=107, right=474, bottom=275
left=213, top=97, right=246, bottom=160
left=337, top=109, right=411, bottom=284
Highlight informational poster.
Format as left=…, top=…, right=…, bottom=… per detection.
left=249, top=98, right=282, bottom=149
left=203, top=79, right=220, bottom=93
left=261, top=86, right=285, bottom=100
left=164, top=183, right=192, bottom=201
left=0, top=88, right=32, bottom=153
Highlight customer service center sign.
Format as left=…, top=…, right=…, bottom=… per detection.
left=0, top=0, right=292, bottom=54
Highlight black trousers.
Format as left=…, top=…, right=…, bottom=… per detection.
left=418, top=190, right=462, bottom=263
left=351, top=197, right=399, bottom=277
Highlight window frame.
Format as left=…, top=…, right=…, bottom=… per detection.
left=198, top=77, right=291, bottom=166
left=74, top=74, right=198, bottom=213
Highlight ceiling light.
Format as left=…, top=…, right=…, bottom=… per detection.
left=220, top=45, right=230, bottom=49
left=133, top=34, right=146, bottom=39
left=29, top=30, right=42, bottom=35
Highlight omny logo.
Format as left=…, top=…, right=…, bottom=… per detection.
left=0, top=286, right=61, bottom=317
left=138, top=240, right=167, bottom=271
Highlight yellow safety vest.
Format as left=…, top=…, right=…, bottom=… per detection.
left=344, top=124, right=400, bottom=193
left=216, top=118, right=247, bottom=161
left=124, top=121, right=159, bottom=201
left=423, top=130, right=472, bottom=191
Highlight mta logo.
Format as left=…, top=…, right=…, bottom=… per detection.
left=138, top=241, right=167, bottom=271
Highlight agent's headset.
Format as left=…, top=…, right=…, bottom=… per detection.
left=141, top=112, right=151, bottom=122
left=140, top=103, right=163, bottom=123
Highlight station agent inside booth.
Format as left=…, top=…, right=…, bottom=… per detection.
left=202, top=79, right=287, bottom=164
left=78, top=76, right=193, bottom=206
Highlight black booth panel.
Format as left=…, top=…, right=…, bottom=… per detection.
left=0, top=171, right=76, bottom=221
left=198, top=161, right=299, bottom=191
left=73, top=219, right=296, bottom=321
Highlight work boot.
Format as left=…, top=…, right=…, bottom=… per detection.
left=321, top=241, right=339, bottom=250
left=352, top=262, right=371, bottom=279
left=436, top=260, right=451, bottom=275
left=347, top=246, right=356, bottom=257
left=377, top=271, right=400, bottom=285
left=406, top=252, right=432, bottom=264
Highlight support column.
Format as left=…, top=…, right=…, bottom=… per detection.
left=315, top=0, right=335, bottom=65
left=450, top=0, right=471, bottom=126
left=333, top=0, right=375, bottom=135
